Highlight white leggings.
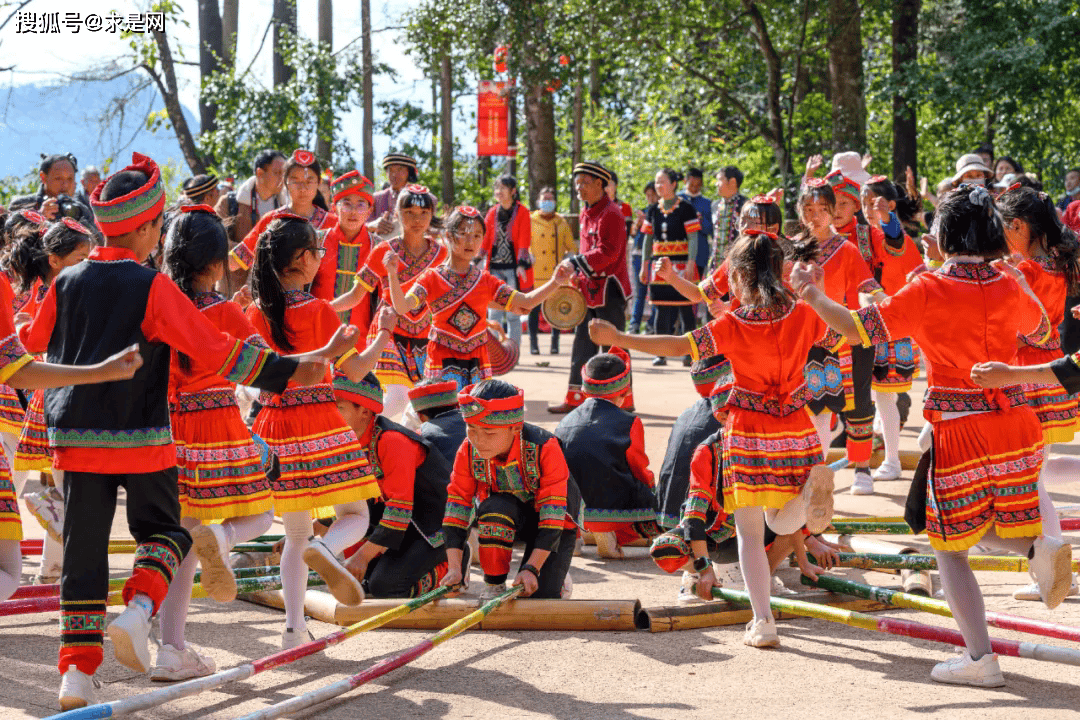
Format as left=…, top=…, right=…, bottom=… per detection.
left=280, top=501, right=369, bottom=631
left=874, top=391, right=901, bottom=464
left=734, top=492, right=810, bottom=623
left=0, top=539, right=20, bottom=601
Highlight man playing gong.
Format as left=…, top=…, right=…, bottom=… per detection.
left=548, top=162, right=633, bottom=413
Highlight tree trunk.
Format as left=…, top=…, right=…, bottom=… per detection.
left=148, top=32, right=206, bottom=174
left=196, top=0, right=224, bottom=138
left=827, top=0, right=866, bottom=153
left=570, top=76, right=583, bottom=215
left=440, top=51, right=454, bottom=206
left=272, top=0, right=296, bottom=86
left=588, top=52, right=601, bottom=108
left=361, top=0, right=374, bottom=179
left=891, top=0, right=919, bottom=180
left=221, top=0, right=238, bottom=67
left=741, top=2, right=794, bottom=196
left=523, top=84, right=556, bottom=210
left=431, top=73, right=438, bottom=163
left=316, top=0, right=333, bottom=162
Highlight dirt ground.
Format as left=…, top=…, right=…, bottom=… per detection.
left=4, top=345, right=1080, bottom=719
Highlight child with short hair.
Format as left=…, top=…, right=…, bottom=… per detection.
left=312, top=171, right=376, bottom=333
left=554, top=350, right=659, bottom=558
left=22, top=153, right=339, bottom=709
left=387, top=205, right=572, bottom=389
left=439, top=380, right=583, bottom=600
left=408, top=378, right=466, bottom=465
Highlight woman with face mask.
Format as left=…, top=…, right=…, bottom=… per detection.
left=528, top=187, right=578, bottom=355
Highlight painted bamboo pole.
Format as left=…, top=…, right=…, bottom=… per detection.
left=712, top=587, right=1080, bottom=667
left=19, top=539, right=275, bottom=556
left=10, top=565, right=292, bottom=601
left=0, top=572, right=324, bottom=617
left=829, top=518, right=1080, bottom=535
left=234, top=586, right=525, bottom=720
left=804, top=575, right=1080, bottom=644
left=42, top=586, right=454, bottom=720
left=836, top=552, right=1080, bottom=573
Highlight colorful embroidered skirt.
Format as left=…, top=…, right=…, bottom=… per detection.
left=805, top=344, right=853, bottom=415
left=426, top=342, right=491, bottom=391
left=254, top=383, right=380, bottom=514
left=926, top=407, right=1044, bottom=552
left=1018, top=345, right=1077, bottom=444
left=372, top=330, right=427, bottom=388
left=721, top=408, right=823, bottom=512
left=171, top=388, right=274, bottom=520
left=0, top=384, right=25, bottom=436
left=14, top=390, right=51, bottom=472
left=872, top=338, right=920, bottom=393
left=0, top=455, right=21, bottom=540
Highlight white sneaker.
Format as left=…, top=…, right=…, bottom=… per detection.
left=280, top=627, right=315, bottom=651
left=594, top=531, right=624, bottom=559
left=849, top=470, right=874, bottom=496
left=744, top=616, right=780, bottom=647
left=677, top=571, right=707, bottom=605
left=1013, top=578, right=1079, bottom=601
left=771, top=576, right=797, bottom=596
left=573, top=535, right=584, bottom=557
left=802, top=465, right=835, bottom=534
left=479, top=582, right=507, bottom=601
left=303, top=538, right=365, bottom=606
left=25, top=489, right=64, bottom=543
left=1029, top=536, right=1073, bottom=610
left=58, top=664, right=99, bottom=710
left=872, top=458, right=902, bottom=481
left=192, top=524, right=236, bottom=603
left=930, top=651, right=1005, bottom=687
left=107, top=601, right=153, bottom=673
left=149, top=643, right=217, bottom=682
left=35, top=561, right=62, bottom=585
left=561, top=573, right=573, bottom=599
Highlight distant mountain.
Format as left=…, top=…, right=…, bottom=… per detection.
left=0, top=75, right=198, bottom=180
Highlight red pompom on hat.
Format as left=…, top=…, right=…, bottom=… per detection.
left=89, top=152, right=167, bottom=237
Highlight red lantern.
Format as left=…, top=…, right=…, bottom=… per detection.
left=558, top=54, right=569, bottom=66
left=494, top=45, right=508, bottom=74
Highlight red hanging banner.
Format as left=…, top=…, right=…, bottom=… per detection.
left=477, top=81, right=512, bottom=157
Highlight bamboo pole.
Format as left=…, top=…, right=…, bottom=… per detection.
left=824, top=448, right=921, bottom=470
left=643, top=589, right=890, bottom=633
left=243, top=587, right=644, bottom=631
left=19, top=539, right=275, bottom=556
left=804, top=574, right=1080, bottom=643
left=234, top=586, right=526, bottom=720
left=0, top=573, right=324, bottom=617
left=836, top=552, right=1080, bottom=573
left=42, top=586, right=455, bottom=720
left=713, top=587, right=1080, bottom=666
left=832, top=535, right=934, bottom=595
left=10, top=565, right=294, bottom=601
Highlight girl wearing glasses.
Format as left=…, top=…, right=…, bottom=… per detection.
left=385, top=206, right=573, bottom=390
left=230, top=149, right=337, bottom=272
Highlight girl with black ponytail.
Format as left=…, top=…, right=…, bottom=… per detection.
left=588, top=228, right=841, bottom=648
left=246, top=214, right=397, bottom=651
left=797, top=186, right=1072, bottom=686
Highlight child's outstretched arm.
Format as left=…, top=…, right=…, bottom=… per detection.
left=970, top=361, right=1059, bottom=389
left=336, top=306, right=397, bottom=382
left=6, top=344, right=144, bottom=390
left=654, top=257, right=705, bottom=304
left=506, top=262, right=573, bottom=314
left=330, top=280, right=368, bottom=312
left=588, top=318, right=691, bottom=358
left=791, top=262, right=863, bottom=344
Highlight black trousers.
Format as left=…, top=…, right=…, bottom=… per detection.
left=655, top=304, right=697, bottom=343
left=364, top=524, right=447, bottom=598
left=568, top=289, right=627, bottom=388
left=527, top=306, right=560, bottom=350
left=60, top=468, right=191, bottom=673
left=475, top=492, right=576, bottom=598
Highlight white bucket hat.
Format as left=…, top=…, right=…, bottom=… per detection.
left=952, top=154, right=993, bottom=185
left=830, top=151, right=871, bottom=187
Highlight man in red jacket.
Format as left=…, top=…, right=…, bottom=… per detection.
left=548, top=162, right=632, bottom=413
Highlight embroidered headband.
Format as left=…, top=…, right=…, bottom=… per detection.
left=331, top=170, right=375, bottom=205
left=90, top=152, right=166, bottom=236
left=456, top=205, right=482, bottom=218
left=408, top=380, right=459, bottom=413
left=383, top=153, right=418, bottom=170
left=572, top=161, right=612, bottom=184
left=458, top=384, right=525, bottom=427
left=60, top=217, right=92, bottom=235
left=333, top=371, right=383, bottom=413
left=691, top=355, right=730, bottom=398
left=581, top=349, right=631, bottom=398
left=292, top=149, right=316, bottom=166
left=707, top=374, right=735, bottom=422
left=825, top=169, right=860, bottom=203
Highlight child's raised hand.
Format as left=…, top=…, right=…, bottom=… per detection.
left=376, top=305, right=398, bottom=332
left=321, top=324, right=361, bottom=359
left=653, top=257, right=673, bottom=281
left=554, top=262, right=574, bottom=286
left=920, top=234, right=943, bottom=263
left=232, top=285, right=253, bottom=309
left=789, top=261, right=821, bottom=295
left=99, top=343, right=144, bottom=381
left=766, top=187, right=784, bottom=204
left=861, top=153, right=873, bottom=169
left=384, top=252, right=401, bottom=276
left=873, top=196, right=890, bottom=223
left=805, top=154, right=823, bottom=176
left=970, top=361, right=1011, bottom=389
left=588, top=319, right=619, bottom=346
